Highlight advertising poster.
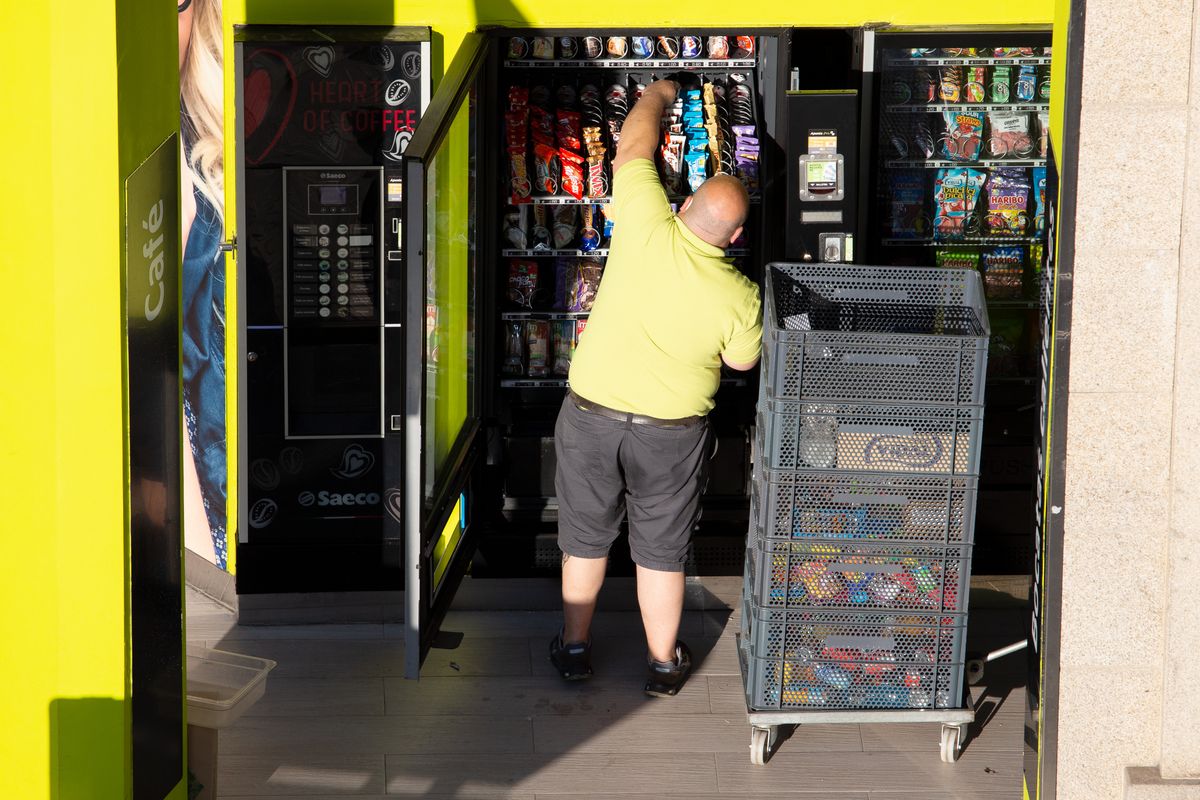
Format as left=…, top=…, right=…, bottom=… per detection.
left=179, top=0, right=229, bottom=569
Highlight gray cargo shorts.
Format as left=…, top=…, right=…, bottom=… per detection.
left=554, top=392, right=710, bottom=573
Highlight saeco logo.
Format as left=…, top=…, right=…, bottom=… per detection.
left=298, top=490, right=381, bottom=508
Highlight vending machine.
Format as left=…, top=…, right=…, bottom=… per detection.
left=862, top=29, right=1053, bottom=572
left=234, top=26, right=430, bottom=592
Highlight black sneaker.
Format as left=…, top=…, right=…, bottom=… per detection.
left=644, top=641, right=693, bottom=697
left=549, top=631, right=593, bottom=681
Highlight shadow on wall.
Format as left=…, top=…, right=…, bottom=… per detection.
left=48, top=698, right=127, bottom=800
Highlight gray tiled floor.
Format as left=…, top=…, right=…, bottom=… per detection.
left=189, top=585, right=1028, bottom=798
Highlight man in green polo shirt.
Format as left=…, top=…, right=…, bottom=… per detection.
left=549, top=78, right=762, bottom=697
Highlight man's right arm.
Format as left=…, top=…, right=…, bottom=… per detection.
left=721, top=289, right=763, bottom=371
left=610, top=79, right=679, bottom=175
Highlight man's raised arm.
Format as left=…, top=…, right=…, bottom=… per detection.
left=610, top=79, right=679, bottom=174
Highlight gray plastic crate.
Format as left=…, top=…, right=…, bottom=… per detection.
left=762, top=263, right=990, bottom=407
left=745, top=538, right=971, bottom=615
left=738, top=589, right=967, bottom=711
left=756, top=398, right=984, bottom=477
left=750, top=467, right=978, bottom=547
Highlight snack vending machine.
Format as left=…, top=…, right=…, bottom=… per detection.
left=865, top=30, right=1053, bottom=571
left=475, top=30, right=789, bottom=574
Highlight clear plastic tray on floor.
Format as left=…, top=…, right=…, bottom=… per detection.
left=186, top=645, right=277, bottom=729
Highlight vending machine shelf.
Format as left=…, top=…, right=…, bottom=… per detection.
left=885, top=158, right=1047, bottom=169
left=520, top=194, right=763, bottom=206
left=501, top=311, right=591, bottom=321
left=500, top=377, right=750, bottom=389
left=501, top=247, right=751, bottom=257
left=882, top=236, right=1043, bottom=246
left=506, top=58, right=757, bottom=70
left=884, top=56, right=1051, bottom=68
left=885, top=102, right=1048, bottom=114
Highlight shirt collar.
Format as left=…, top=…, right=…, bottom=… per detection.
left=674, top=216, right=728, bottom=258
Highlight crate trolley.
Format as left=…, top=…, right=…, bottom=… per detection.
left=739, top=263, right=990, bottom=765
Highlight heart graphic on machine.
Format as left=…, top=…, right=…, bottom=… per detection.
left=303, top=45, right=335, bottom=77
left=243, top=47, right=297, bottom=165
left=331, top=443, right=376, bottom=480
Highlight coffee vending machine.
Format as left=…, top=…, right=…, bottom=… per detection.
left=235, top=27, right=430, bottom=592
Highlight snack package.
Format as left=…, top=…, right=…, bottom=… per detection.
left=988, top=111, right=1034, bottom=158
left=941, top=110, right=985, bottom=161
left=556, top=109, right=583, bottom=153
left=707, top=35, right=729, bottom=58
left=503, top=205, right=527, bottom=250
left=990, top=66, right=1012, bottom=103
left=507, top=38, right=529, bottom=60
left=552, top=320, right=574, bottom=376
left=964, top=67, right=986, bottom=103
left=531, top=36, right=554, bottom=60
left=982, top=246, right=1025, bottom=298
left=942, top=47, right=977, bottom=57
left=935, top=248, right=981, bottom=270
left=993, top=47, right=1035, bottom=58
left=552, top=204, right=578, bottom=249
left=508, top=84, right=529, bottom=111
left=1015, top=65, right=1037, bottom=101
left=681, top=36, right=703, bottom=59
left=939, top=66, right=962, bottom=103
left=686, top=151, right=708, bottom=192
left=888, top=169, right=927, bottom=239
left=733, top=35, right=755, bottom=59
left=530, top=105, right=555, bottom=147
left=913, top=68, right=936, bottom=104
left=1037, top=111, right=1050, bottom=157
left=533, top=142, right=560, bottom=195
left=558, top=36, right=578, bottom=60
left=558, top=258, right=603, bottom=311
left=503, top=322, right=525, bottom=375
left=586, top=155, right=608, bottom=198
left=932, top=168, right=986, bottom=240
left=662, top=133, right=686, bottom=195
left=507, top=260, right=538, bottom=308
left=606, top=36, right=628, bottom=58
left=560, top=149, right=585, bottom=200
left=657, top=36, right=680, bottom=59
left=530, top=203, right=552, bottom=250
left=1038, top=66, right=1052, bottom=100
left=579, top=204, right=601, bottom=252
left=526, top=320, right=549, bottom=377
left=1032, top=167, right=1047, bottom=234
left=600, top=205, right=614, bottom=245
left=508, top=146, right=532, bottom=204
left=985, top=169, right=1031, bottom=236
left=582, top=36, right=603, bottom=59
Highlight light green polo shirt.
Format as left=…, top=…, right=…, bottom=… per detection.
left=568, top=158, right=762, bottom=418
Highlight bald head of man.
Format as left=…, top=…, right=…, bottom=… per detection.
left=677, top=173, right=750, bottom=249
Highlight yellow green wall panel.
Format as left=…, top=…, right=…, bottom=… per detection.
left=0, top=1, right=186, bottom=797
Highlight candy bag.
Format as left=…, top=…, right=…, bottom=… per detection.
left=939, top=66, right=962, bottom=103
left=560, top=149, right=585, bottom=200
left=507, top=260, right=538, bottom=308
left=982, top=246, right=1025, bottom=298
left=888, top=169, right=927, bottom=239
left=990, top=66, right=1011, bottom=103
left=579, top=204, right=601, bottom=252
left=1032, top=167, right=1047, bottom=234
left=526, top=320, right=549, bottom=377
left=504, top=205, right=527, bottom=250
left=935, top=248, right=980, bottom=270
left=552, top=204, right=578, bottom=250
left=964, top=67, right=986, bottom=103
left=533, top=142, right=560, bottom=195
left=933, top=168, right=986, bottom=240
left=988, top=111, right=1034, bottom=158
left=508, top=146, right=531, bottom=204
left=503, top=321, right=525, bottom=375
left=530, top=204, right=551, bottom=250
left=942, top=111, right=984, bottom=161
left=556, top=109, right=583, bottom=153
left=530, top=105, right=555, bottom=147
left=1015, top=65, right=1037, bottom=101
left=570, top=259, right=603, bottom=311
left=986, top=169, right=1031, bottom=236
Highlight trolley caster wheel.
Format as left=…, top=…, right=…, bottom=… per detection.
left=750, top=726, right=775, bottom=765
left=966, top=658, right=985, bottom=686
left=940, top=724, right=966, bottom=763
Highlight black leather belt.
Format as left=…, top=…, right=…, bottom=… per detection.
left=569, top=390, right=705, bottom=428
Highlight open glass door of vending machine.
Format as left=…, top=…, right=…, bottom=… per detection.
left=401, top=33, right=491, bottom=677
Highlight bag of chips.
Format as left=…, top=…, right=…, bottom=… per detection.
left=507, top=260, right=538, bottom=308
left=526, top=320, right=550, bottom=377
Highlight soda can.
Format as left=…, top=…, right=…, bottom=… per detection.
left=606, top=36, right=628, bottom=58
left=681, top=35, right=703, bottom=58
left=632, top=36, right=655, bottom=59
left=558, top=36, right=579, bottom=59
left=582, top=35, right=603, bottom=59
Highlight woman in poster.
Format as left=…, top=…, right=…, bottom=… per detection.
left=179, top=0, right=228, bottom=568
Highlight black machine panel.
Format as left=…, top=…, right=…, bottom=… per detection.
left=237, top=26, right=428, bottom=592
left=784, top=91, right=860, bottom=262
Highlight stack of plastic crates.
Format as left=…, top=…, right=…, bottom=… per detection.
left=741, top=262, right=990, bottom=714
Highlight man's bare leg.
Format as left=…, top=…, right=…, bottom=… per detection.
left=636, top=564, right=685, bottom=663
left=562, top=554, right=607, bottom=643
